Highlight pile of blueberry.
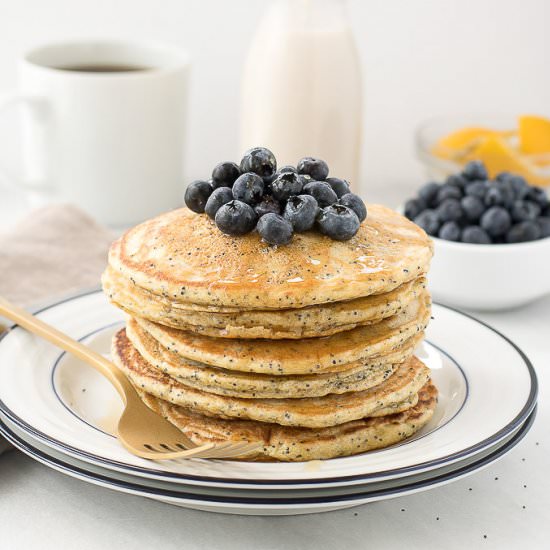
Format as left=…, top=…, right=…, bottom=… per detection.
left=405, top=161, right=550, bottom=244
left=184, top=147, right=366, bottom=245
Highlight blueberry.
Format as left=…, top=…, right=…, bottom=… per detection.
left=271, top=171, right=304, bottom=201
left=414, top=209, right=440, bottom=236
left=257, top=213, right=293, bottom=245
left=325, top=177, right=350, bottom=198
left=279, top=165, right=298, bottom=174
left=465, top=180, right=488, bottom=199
left=510, top=200, right=541, bottom=222
left=446, top=174, right=468, bottom=189
left=303, top=181, right=338, bottom=207
left=316, top=204, right=360, bottom=241
left=435, top=184, right=462, bottom=205
left=232, top=173, right=265, bottom=205
left=506, top=221, right=541, bottom=243
left=462, top=226, right=492, bottom=244
left=283, top=195, right=318, bottom=232
left=215, top=200, right=257, bottom=236
left=299, top=174, right=314, bottom=186
left=461, top=196, right=485, bottom=222
left=240, top=147, right=277, bottom=182
left=496, top=172, right=512, bottom=183
left=462, top=160, right=488, bottom=181
left=480, top=206, right=512, bottom=237
left=537, top=217, right=550, bottom=238
left=499, top=176, right=529, bottom=199
left=525, top=186, right=549, bottom=209
left=404, top=198, right=426, bottom=220
left=254, top=195, right=281, bottom=218
left=438, top=221, right=461, bottom=242
left=496, top=180, right=516, bottom=208
left=437, top=198, right=463, bottom=222
left=484, top=186, right=507, bottom=207
left=184, top=180, right=213, bottom=213
left=205, top=187, right=233, bottom=219
left=339, top=193, right=367, bottom=222
left=418, top=182, right=440, bottom=207
left=297, top=157, right=329, bottom=180
left=211, top=161, right=240, bottom=188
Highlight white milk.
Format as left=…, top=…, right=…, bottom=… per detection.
left=240, top=0, right=362, bottom=187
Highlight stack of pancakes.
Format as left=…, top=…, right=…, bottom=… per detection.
left=103, top=204, right=437, bottom=461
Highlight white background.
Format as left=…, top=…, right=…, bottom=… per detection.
left=0, top=0, right=549, bottom=198
left=0, top=3, right=549, bottom=548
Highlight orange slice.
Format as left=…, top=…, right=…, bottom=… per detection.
left=518, top=115, right=550, bottom=155
left=469, top=136, right=548, bottom=186
left=432, top=127, right=514, bottom=161
left=432, top=127, right=498, bottom=160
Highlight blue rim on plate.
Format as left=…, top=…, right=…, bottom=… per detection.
left=51, top=321, right=125, bottom=438
left=0, top=408, right=537, bottom=506
left=0, top=288, right=539, bottom=486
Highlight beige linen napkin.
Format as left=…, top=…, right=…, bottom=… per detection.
left=0, top=203, right=114, bottom=454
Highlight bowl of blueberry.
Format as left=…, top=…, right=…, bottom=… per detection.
left=184, top=147, right=366, bottom=245
left=405, top=160, right=550, bottom=310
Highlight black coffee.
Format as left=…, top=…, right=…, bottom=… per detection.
left=56, top=64, right=151, bottom=73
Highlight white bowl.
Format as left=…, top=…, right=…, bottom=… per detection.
left=429, top=236, right=550, bottom=311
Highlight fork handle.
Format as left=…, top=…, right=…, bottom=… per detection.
left=0, top=295, right=132, bottom=402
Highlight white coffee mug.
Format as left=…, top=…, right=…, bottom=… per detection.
left=0, top=40, right=190, bottom=226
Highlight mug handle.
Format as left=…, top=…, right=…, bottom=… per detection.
left=0, top=92, right=49, bottom=192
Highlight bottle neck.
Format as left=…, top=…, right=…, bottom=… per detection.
left=275, top=0, right=348, bottom=30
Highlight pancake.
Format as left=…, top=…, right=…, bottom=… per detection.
left=104, top=267, right=426, bottom=339
left=137, top=382, right=438, bottom=461
left=106, top=204, right=433, bottom=310
left=126, top=317, right=424, bottom=398
left=112, top=328, right=430, bottom=428
left=133, top=294, right=431, bottom=375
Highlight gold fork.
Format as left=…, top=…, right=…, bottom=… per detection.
left=0, top=296, right=262, bottom=461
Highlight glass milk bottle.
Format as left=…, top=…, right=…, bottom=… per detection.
left=240, top=0, right=362, bottom=187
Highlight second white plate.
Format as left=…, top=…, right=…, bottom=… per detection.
left=0, top=410, right=536, bottom=515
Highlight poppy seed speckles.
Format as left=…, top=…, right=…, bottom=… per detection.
left=102, top=186, right=438, bottom=463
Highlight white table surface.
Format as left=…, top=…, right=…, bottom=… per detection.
left=1, top=188, right=549, bottom=550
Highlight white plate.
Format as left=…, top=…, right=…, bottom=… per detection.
left=0, top=409, right=531, bottom=500
left=0, top=290, right=537, bottom=489
left=0, top=410, right=536, bottom=515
